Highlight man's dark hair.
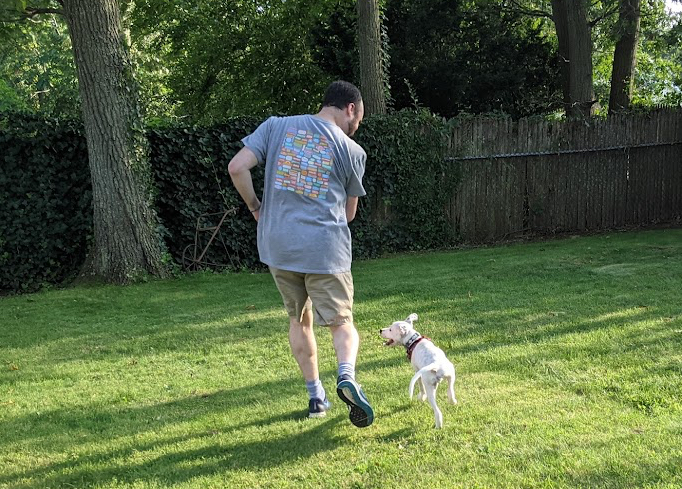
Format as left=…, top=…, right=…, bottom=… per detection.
left=322, top=81, right=362, bottom=109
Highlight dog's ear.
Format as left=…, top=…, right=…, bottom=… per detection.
left=406, top=313, right=418, bottom=324
left=399, top=323, right=410, bottom=336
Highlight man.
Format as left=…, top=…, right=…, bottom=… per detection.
left=227, top=81, right=374, bottom=428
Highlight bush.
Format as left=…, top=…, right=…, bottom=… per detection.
left=148, top=118, right=263, bottom=270
left=0, top=110, right=458, bottom=293
left=0, top=113, right=90, bottom=292
left=352, top=110, right=457, bottom=258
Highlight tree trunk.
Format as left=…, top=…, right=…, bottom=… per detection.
left=551, top=0, right=571, bottom=110
left=609, top=0, right=640, bottom=114
left=357, top=0, right=387, bottom=116
left=62, top=0, right=166, bottom=284
left=551, top=0, right=596, bottom=118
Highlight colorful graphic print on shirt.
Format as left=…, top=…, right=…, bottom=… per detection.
left=275, top=128, right=333, bottom=199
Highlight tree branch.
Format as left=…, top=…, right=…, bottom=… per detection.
left=24, top=7, right=64, bottom=18
left=501, top=0, right=553, bottom=20
left=588, top=3, right=620, bottom=27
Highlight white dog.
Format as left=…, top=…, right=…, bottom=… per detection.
left=379, top=313, right=457, bottom=429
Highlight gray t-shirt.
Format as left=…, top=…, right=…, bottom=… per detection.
left=242, top=115, right=367, bottom=274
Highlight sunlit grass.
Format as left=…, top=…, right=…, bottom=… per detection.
left=1, top=228, right=681, bottom=488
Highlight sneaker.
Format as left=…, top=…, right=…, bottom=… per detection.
left=308, top=397, right=332, bottom=418
left=336, top=375, right=374, bottom=428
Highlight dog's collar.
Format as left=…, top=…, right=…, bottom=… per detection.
left=405, top=333, right=429, bottom=361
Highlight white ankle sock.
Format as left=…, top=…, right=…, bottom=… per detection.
left=338, top=362, right=355, bottom=380
left=305, top=379, right=325, bottom=400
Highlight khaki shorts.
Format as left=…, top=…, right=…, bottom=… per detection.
left=269, top=267, right=354, bottom=326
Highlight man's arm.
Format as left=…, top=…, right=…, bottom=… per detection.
left=346, top=196, right=359, bottom=223
left=228, top=147, right=261, bottom=220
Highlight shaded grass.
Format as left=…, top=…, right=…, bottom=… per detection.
left=1, top=229, right=681, bottom=488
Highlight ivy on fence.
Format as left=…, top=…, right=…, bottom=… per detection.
left=352, top=110, right=457, bottom=258
left=1, top=110, right=456, bottom=293
left=148, top=117, right=263, bottom=271
left=0, top=113, right=90, bottom=292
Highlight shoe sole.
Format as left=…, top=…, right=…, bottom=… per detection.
left=308, top=411, right=327, bottom=419
left=336, top=380, right=374, bottom=428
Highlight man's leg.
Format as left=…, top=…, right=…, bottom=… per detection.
left=289, top=309, right=329, bottom=417
left=329, top=322, right=359, bottom=368
left=307, top=272, right=374, bottom=427
left=331, top=322, right=374, bottom=428
left=306, top=272, right=374, bottom=428
left=270, top=268, right=329, bottom=417
left=289, top=309, right=318, bottom=382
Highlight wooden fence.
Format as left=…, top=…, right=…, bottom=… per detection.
left=447, top=109, right=682, bottom=242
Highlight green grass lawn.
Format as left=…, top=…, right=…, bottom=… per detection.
left=1, top=229, right=681, bottom=489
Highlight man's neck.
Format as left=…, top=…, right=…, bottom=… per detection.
left=316, top=106, right=342, bottom=128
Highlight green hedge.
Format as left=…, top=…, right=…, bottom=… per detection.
left=0, top=113, right=90, bottom=292
left=0, top=110, right=457, bottom=293
left=352, top=110, right=456, bottom=258
left=148, top=118, right=263, bottom=271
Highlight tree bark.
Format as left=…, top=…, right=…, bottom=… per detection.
left=551, top=0, right=571, bottom=110
left=609, top=0, right=640, bottom=114
left=62, top=0, right=166, bottom=284
left=567, top=0, right=595, bottom=118
left=551, top=0, right=596, bottom=118
left=357, top=0, right=387, bottom=116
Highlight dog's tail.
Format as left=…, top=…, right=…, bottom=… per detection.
left=409, top=363, right=438, bottom=399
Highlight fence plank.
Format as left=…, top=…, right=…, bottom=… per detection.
left=447, top=109, right=682, bottom=242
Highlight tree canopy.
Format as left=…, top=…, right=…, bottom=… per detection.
left=1, top=0, right=681, bottom=122
left=0, top=2, right=79, bottom=116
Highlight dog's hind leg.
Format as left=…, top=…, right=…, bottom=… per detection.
left=446, top=373, right=457, bottom=405
left=416, top=377, right=427, bottom=401
left=408, top=372, right=421, bottom=400
left=409, top=364, right=436, bottom=400
left=425, top=384, right=443, bottom=429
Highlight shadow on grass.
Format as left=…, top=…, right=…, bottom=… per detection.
left=0, top=272, right=285, bottom=352
left=0, top=305, right=292, bottom=387
left=1, top=373, right=309, bottom=445
left=2, top=230, right=681, bottom=486
left=0, top=379, right=354, bottom=488
left=4, top=417, right=348, bottom=488
left=1, top=366, right=422, bottom=488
